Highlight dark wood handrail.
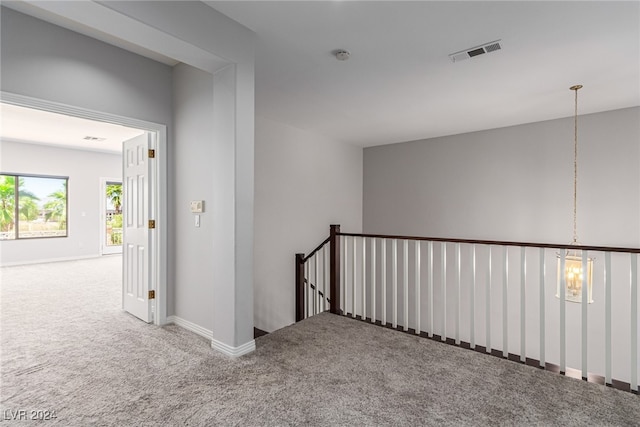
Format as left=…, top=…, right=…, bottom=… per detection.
left=303, top=236, right=331, bottom=262
left=338, top=232, right=640, bottom=254
left=297, top=226, right=640, bottom=321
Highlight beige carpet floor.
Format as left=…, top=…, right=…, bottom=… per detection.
left=1, top=257, right=639, bottom=426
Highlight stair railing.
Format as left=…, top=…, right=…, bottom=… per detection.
left=296, top=224, right=640, bottom=394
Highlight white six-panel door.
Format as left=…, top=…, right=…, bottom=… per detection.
left=122, top=133, right=153, bottom=323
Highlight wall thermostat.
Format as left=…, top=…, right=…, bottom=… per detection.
left=190, top=200, right=204, bottom=213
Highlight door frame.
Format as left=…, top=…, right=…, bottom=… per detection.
left=1, top=91, right=168, bottom=326
left=100, top=177, right=123, bottom=256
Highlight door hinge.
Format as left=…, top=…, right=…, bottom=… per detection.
left=148, top=219, right=156, bottom=229
left=148, top=149, right=155, bottom=159
left=148, top=290, right=156, bottom=300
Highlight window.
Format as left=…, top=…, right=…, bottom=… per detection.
left=0, top=174, right=68, bottom=240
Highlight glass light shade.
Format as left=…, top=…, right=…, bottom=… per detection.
left=556, top=252, right=594, bottom=303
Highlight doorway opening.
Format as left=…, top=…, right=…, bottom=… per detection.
left=0, top=92, right=167, bottom=325
left=102, top=179, right=123, bottom=255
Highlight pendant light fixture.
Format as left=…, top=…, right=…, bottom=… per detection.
left=557, top=85, right=594, bottom=303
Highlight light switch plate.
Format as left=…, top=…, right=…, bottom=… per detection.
left=190, top=200, right=204, bottom=213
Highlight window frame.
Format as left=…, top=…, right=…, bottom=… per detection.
left=0, top=172, right=69, bottom=240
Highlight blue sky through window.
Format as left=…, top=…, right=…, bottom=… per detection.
left=21, top=176, right=66, bottom=208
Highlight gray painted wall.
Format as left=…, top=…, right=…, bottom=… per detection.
left=1, top=6, right=257, bottom=351
left=170, top=68, right=364, bottom=335
left=171, top=63, right=215, bottom=330
left=363, top=107, right=640, bottom=248
left=254, top=116, right=363, bottom=332
left=0, top=141, right=121, bottom=265
left=362, top=106, right=640, bottom=380
left=0, top=5, right=174, bottom=304
left=101, top=1, right=257, bottom=349
left=0, top=7, right=172, bottom=127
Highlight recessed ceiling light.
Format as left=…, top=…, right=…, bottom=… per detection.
left=83, top=136, right=106, bottom=142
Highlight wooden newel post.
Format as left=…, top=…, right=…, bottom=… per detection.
left=329, top=224, right=341, bottom=315
left=295, top=253, right=305, bottom=322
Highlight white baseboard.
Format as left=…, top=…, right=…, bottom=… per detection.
left=168, top=315, right=256, bottom=357
left=167, top=315, right=213, bottom=340
left=211, top=337, right=256, bottom=358
left=0, top=254, right=101, bottom=267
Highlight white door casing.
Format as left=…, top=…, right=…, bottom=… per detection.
left=122, top=132, right=155, bottom=323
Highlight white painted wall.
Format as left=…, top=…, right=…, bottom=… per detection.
left=254, top=116, right=363, bottom=332
left=0, top=140, right=121, bottom=265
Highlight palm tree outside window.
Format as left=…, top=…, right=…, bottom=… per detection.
left=105, top=183, right=122, bottom=246
left=0, top=174, right=68, bottom=240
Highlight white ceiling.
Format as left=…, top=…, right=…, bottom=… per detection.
left=0, top=103, right=143, bottom=153
left=208, top=1, right=640, bottom=146
left=1, top=1, right=638, bottom=149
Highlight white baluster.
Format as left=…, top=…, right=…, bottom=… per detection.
left=372, top=238, right=376, bottom=324
left=539, top=247, right=546, bottom=369
left=404, top=239, right=409, bottom=331
left=605, top=252, right=612, bottom=385
left=415, top=241, right=421, bottom=335
left=455, top=243, right=461, bottom=345
left=521, top=247, right=526, bottom=363
left=503, top=246, right=508, bottom=358
left=486, top=246, right=492, bottom=354
left=560, top=249, right=566, bottom=374
left=342, top=236, right=347, bottom=314
left=581, top=250, right=588, bottom=380
left=362, top=237, right=367, bottom=321
left=471, top=245, right=476, bottom=349
left=314, top=254, right=318, bottom=316
left=323, top=245, right=328, bottom=312
left=393, top=239, right=398, bottom=329
left=631, top=253, right=638, bottom=392
left=428, top=241, right=434, bottom=338
left=382, top=239, right=387, bottom=326
left=304, top=260, right=309, bottom=318
left=442, top=242, right=447, bottom=342
left=352, top=236, right=356, bottom=318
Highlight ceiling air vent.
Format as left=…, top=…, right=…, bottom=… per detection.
left=449, top=40, right=502, bottom=63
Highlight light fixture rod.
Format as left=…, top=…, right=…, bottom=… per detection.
left=570, top=84, right=583, bottom=245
